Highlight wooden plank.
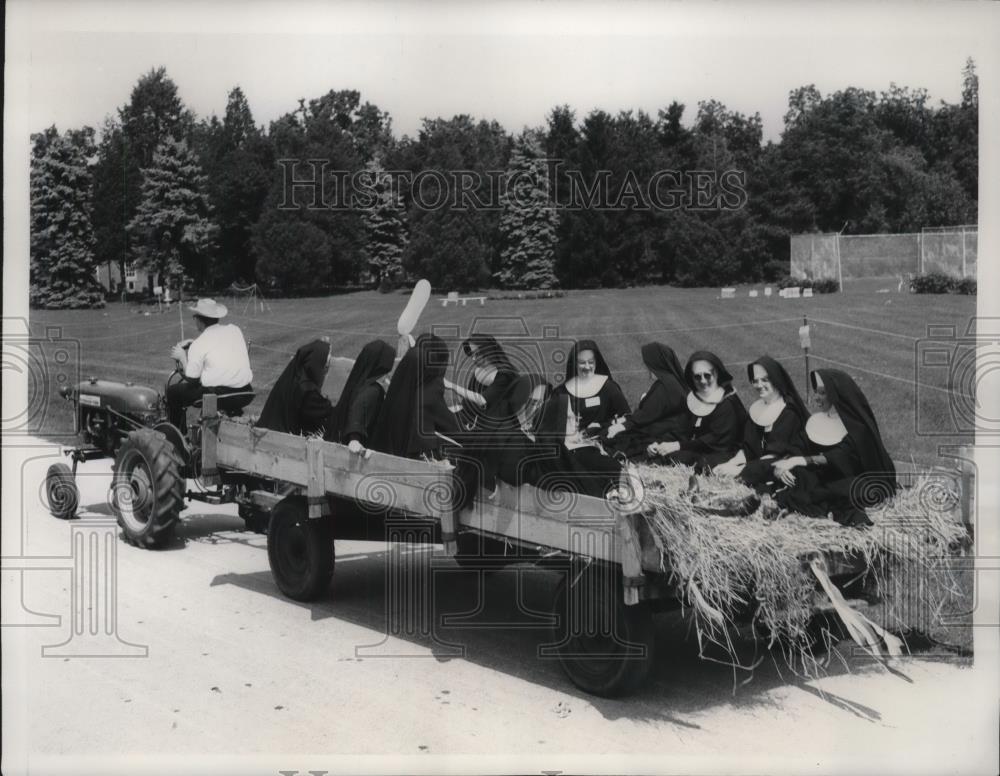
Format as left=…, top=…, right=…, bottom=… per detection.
left=617, top=512, right=646, bottom=594
left=305, top=438, right=330, bottom=518
left=215, top=421, right=454, bottom=519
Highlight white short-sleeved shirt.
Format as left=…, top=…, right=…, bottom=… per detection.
left=185, top=323, right=253, bottom=388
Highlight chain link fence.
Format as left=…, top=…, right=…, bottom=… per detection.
left=791, top=226, right=977, bottom=287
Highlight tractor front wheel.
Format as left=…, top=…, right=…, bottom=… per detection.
left=45, top=463, right=79, bottom=519
left=111, top=428, right=185, bottom=549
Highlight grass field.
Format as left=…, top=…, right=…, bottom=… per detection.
left=25, top=281, right=976, bottom=467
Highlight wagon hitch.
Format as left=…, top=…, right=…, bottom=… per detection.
left=65, top=447, right=108, bottom=476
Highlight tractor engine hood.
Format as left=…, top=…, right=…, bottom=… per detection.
left=61, top=378, right=161, bottom=416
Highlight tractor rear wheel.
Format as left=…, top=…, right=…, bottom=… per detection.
left=267, top=496, right=334, bottom=601
left=45, top=463, right=79, bottom=519
left=111, top=428, right=185, bottom=549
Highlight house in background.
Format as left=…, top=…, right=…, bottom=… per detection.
left=94, top=260, right=122, bottom=294
left=93, top=261, right=162, bottom=298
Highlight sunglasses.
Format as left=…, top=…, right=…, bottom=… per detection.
left=693, top=372, right=716, bottom=382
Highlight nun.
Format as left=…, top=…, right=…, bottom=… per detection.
left=256, top=339, right=335, bottom=436
left=452, top=373, right=552, bottom=507
left=772, top=369, right=897, bottom=527
left=369, top=333, right=463, bottom=460
left=325, top=339, right=396, bottom=451
left=714, top=356, right=809, bottom=488
left=450, top=334, right=519, bottom=431
left=605, top=342, right=692, bottom=458
left=648, top=350, right=747, bottom=471
left=553, top=339, right=630, bottom=435
left=529, top=392, right=623, bottom=499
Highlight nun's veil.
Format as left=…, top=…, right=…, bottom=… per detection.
left=683, top=350, right=734, bottom=391
left=564, top=339, right=612, bottom=381
left=811, top=369, right=896, bottom=489
left=641, top=342, right=686, bottom=392
left=748, top=356, right=809, bottom=422
left=329, top=339, right=395, bottom=437
left=257, top=339, right=331, bottom=434
left=369, top=334, right=450, bottom=456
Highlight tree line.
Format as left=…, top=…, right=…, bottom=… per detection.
left=29, top=61, right=978, bottom=307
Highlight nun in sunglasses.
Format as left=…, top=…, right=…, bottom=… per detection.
left=713, top=356, right=809, bottom=489
left=647, top=351, right=747, bottom=471
left=770, top=369, right=897, bottom=527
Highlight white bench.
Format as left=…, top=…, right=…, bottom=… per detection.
left=441, top=292, right=486, bottom=307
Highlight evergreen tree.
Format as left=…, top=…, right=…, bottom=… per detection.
left=496, top=131, right=558, bottom=289
left=126, top=139, right=219, bottom=289
left=91, top=118, right=129, bottom=298
left=360, top=158, right=408, bottom=286
left=30, top=126, right=106, bottom=308
left=193, top=87, right=274, bottom=285
left=92, top=67, right=193, bottom=293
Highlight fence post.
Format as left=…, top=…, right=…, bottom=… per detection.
left=835, top=233, right=843, bottom=292
left=918, top=231, right=924, bottom=275
left=961, top=230, right=967, bottom=277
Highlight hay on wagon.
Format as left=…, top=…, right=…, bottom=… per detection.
left=631, top=463, right=970, bottom=676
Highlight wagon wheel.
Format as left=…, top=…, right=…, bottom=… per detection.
left=548, top=564, right=655, bottom=697
left=267, top=496, right=334, bottom=602
left=44, top=463, right=79, bottom=520
left=111, top=428, right=184, bottom=548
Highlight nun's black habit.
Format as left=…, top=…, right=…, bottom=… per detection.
left=738, top=356, right=809, bottom=488
left=529, top=392, right=622, bottom=499
left=553, top=339, right=630, bottom=431
left=326, top=339, right=395, bottom=445
left=661, top=350, right=747, bottom=470
left=369, top=334, right=462, bottom=458
left=453, top=373, right=554, bottom=508
left=458, top=334, right=519, bottom=431
left=257, top=339, right=334, bottom=436
left=775, top=369, right=897, bottom=527
left=606, top=342, right=693, bottom=457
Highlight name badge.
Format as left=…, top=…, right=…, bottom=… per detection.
left=584, top=396, right=601, bottom=408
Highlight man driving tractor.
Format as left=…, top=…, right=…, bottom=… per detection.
left=167, top=298, right=254, bottom=432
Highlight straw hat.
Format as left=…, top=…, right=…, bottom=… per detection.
left=188, top=298, right=228, bottom=319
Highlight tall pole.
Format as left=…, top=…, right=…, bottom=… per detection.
left=800, top=315, right=811, bottom=403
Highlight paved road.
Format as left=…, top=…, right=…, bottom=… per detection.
left=2, top=444, right=995, bottom=775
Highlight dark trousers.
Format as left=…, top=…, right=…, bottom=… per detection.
left=166, top=378, right=253, bottom=432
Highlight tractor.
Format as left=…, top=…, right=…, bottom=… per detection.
left=45, top=367, right=266, bottom=547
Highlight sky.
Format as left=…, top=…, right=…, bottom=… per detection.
left=9, top=0, right=996, bottom=143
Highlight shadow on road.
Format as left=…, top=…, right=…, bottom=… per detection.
left=209, top=546, right=900, bottom=726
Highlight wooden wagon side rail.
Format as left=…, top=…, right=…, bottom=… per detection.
left=204, top=412, right=650, bottom=583
left=211, top=419, right=455, bottom=523
left=461, top=482, right=655, bottom=582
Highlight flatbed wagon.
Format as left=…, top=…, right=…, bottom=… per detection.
left=200, top=398, right=872, bottom=697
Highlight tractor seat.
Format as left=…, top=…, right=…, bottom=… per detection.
left=193, top=390, right=256, bottom=418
